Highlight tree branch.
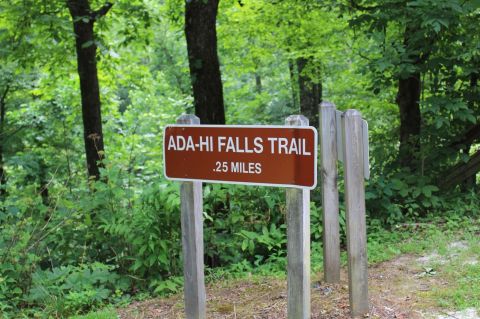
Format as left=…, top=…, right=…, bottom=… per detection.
left=1, top=125, right=27, bottom=140
left=1, top=85, right=10, bottom=126
left=0, top=85, right=10, bottom=106
left=449, top=124, right=480, bottom=149
left=91, top=2, right=113, bottom=21
left=347, top=0, right=379, bottom=11
left=439, top=149, right=480, bottom=189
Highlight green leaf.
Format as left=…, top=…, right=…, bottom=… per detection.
left=241, top=240, right=248, bottom=251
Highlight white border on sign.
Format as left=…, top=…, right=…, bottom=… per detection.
left=162, top=124, right=318, bottom=190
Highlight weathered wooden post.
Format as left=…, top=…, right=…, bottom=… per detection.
left=285, top=115, right=311, bottom=319
left=177, top=114, right=206, bottom=319
left=165, top=117, right=317, bottom=318
left=319, top=102, right=341, bottom=283
left=341, top=110, right=369, bottom=317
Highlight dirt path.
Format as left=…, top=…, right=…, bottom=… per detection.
left=118, top=250, right=479, bottom=319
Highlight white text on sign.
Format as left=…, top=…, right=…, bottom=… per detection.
left=214, top=161, right=262, bottom=174
left=167, top=136, right=311, bottom=155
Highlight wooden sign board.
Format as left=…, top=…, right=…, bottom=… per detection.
left=163, top=125, right=317, bottom=189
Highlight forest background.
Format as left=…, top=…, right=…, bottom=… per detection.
left=0, top=0, right=479, bottom=317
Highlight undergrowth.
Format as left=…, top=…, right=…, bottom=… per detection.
left=1, top=176, right=478, bottom=318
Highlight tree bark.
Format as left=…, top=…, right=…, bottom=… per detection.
left=288, top=60, right=299, bottom=110
left=39, top=160, right=49, bottom=206
left=0, top=85, right=9, bottom=200
left=185, top=0, right=225, bottom=125
left=67, top=0, right=112, bottom=180
left=395, top=20, right=433, bottom=171
left=297, top=57, right=321, bottom=129
left=255, top=73, right=262, bottom=93
left=449, top=124, right=480, bottom=150
left=396, top=73, right=421, bottom=169
left=440, top=149, right=480, bottom=190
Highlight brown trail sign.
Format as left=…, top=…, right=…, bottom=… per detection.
left=165, top=110, right=369, bottom=319
left=164, top=125, right=317, bottom=188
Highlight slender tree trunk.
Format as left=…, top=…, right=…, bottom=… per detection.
left=431, top=69, right=440, bottom=94
left=288, top=60, right=299, bottom=110
left=297, top=57, right=321, bottom=129
left=255, top=73, right=262, bottom=93
left=185, top=0, right=225, bottom=124
left=396, top=73, right=421, bottom=169
left=0, top=148, right=5, bottom=199
left=67, top=0, right=112, bottom=180
left=39, top=160, right=49, bottom=206
left=0, top=85, right=9, bottom=200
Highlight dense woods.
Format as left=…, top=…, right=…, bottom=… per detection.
left=0, top=0, right=479, bottom=317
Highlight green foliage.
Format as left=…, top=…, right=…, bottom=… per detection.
left=237, top=223, right=287, bottom=265
left=202, top=184, right=286, bottom=266
left=366, top=171, right=442, bottom=224
left=0, top=0, right=479, bottom=316
left=27, top=263, right=122, bottom=317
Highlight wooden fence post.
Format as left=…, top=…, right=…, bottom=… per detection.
left=341, top=110, right=369, bottom=317
left=285, top=115, right=311, bottom=319
left=177, top=114, right=206, bottom=319
left=319, top=102, right=341, bottom=283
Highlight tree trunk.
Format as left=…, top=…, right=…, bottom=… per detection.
left=39, top=160, right=49, bottom=206
left=297, top=57, right=321, bottom=129
left=185, top=0, right=225, bottom=125
left=0, top=85, right=8, bottom=200
left=288, top=60, right=299, bottom=110
left=395, top=23, right=427, bottom=170
left=0, top=145, right=5, bottom=200
left=396, top=73, right=421, bottom=169
left=431, top=69, right=440, bottom=94
left=255, top=73, right=262, bottom=93
left=67, top=0, right=112, bottom=180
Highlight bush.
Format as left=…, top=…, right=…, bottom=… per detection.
left=27, top=263, right=122, bottom=317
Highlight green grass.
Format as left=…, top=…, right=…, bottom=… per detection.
left=366, top=221, right=451, bottom=264
left=69, top=309, right=117, bottom=319
left=211, top=216, right=478, bottom=279
left=428, top=234, right=480, bottom=311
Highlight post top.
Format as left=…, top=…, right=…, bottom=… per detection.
left=285, top=114, right=309, bottom=126
left=177, top=114, right=200, bottom=125
left=343, top=109, right=362, bottom=118
left=320, top=101, right=336, bottom=109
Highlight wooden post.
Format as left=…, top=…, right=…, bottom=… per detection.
left=319, top=102, right=341, bottom=283
left=177, top=114, right=206, bottom=319
left=341, top=110, right=369, bottom=317
left=285, top=115, right=311, bottom=319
